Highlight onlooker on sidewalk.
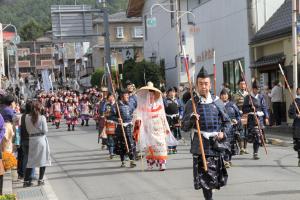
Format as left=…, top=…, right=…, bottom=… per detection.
left=261, top=86, right=272, bottom=125
left=23, top=101, right=51, bottom=187
left=17, top=101, right=35, bottom=180
left=269, top=80, right=283, bottom=126
left=0, top=113, right=6, bottom=195
left=0, top=95, right=17, bottom=153
left=288, top=87, right=300, bottom=167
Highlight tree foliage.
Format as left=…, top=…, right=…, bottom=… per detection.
left=122, top=59, right=163, bottom=88
left=0, top=0, right=128, bottom=37
left=19, top=18, right=45, bottom=41
left=90, top=68, right=117, bottom=88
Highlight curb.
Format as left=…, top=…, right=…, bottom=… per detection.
left=3, top=169, right=13, bottom=195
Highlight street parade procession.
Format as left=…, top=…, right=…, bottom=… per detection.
left=0, top=62, right=299, bottom=200
left=2, top=0, right=300, bottom=199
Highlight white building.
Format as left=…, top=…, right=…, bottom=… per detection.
left=127, top=0, right=285, bottom=93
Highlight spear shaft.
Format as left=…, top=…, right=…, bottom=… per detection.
left=182, top=47, right=207, bottom=171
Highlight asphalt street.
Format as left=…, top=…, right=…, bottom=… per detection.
left=19, top=121, right=300, bottom=200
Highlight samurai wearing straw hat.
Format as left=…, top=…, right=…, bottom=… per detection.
left=182, top=66, right=231, bottom=200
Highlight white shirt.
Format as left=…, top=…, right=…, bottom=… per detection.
left=269, top=85, right=282, bottom=102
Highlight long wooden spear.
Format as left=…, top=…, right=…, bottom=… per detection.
left=182, top=46, right=207, bottom=171
left=213, top=49, right=216, bottom=96
left=279, top=64, right=300, bottom=114
left=106, top=63, right=129, bottom=153
left=238, top=61, right=267, bottom=155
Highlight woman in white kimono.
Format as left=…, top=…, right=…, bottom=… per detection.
left=136, top=82, right=177, bottom=171
left=24, top=101, right=51, bottom=187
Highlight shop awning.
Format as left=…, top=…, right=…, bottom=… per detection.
left=250, top=53, right=285, bottom=68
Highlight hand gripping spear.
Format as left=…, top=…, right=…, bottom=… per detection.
left=278, top=64, right=300, bottom=114
left=238, top=61, right=268, bottom=155
left=182, top=46, right=207, bottom=171
left=106, top=63, right=129, bottom=153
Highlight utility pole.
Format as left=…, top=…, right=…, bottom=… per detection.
left=292, top=0, right=298, bottom=96
left=175, top=0, right=182, bottom=88
left=98, top=0, right=112, bottom=91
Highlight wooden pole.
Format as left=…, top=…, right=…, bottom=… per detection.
left=238, top=61, right=267, bottom=155
left=279, top=64, right=300, bottom=114
left=213, top=50, right=216, bottom=96
left=182, top=46, right=207, bottom=171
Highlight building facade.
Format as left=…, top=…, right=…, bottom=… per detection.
left=250, top=0, right=295, bottom=123
left=13, top=37, right=56, bottom=77
left=92, top=12, right=144, bottom=72
left=127, top=0, right=284, bottom=92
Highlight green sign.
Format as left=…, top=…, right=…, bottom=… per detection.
left=147, top=17, right=157, bottom=28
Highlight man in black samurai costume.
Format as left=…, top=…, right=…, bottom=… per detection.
left=182, top=66, right=231, bottom=200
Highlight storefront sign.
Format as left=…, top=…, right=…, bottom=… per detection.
left=196, top=49, right=214, bottom=63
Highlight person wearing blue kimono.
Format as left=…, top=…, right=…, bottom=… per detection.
left=113, top=90, right=136, bottom=168
left=182, top=67, right=230, bottom=200
left=220, top=89, right=241, bottom=168
left=288, top=87, right=300, bottom=167
left=164, top=87, right=183, bottom=154
left=242, top=81, right=269, bottom=160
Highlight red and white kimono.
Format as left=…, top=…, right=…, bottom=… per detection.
left=64, top=103, right=78, bottom=125
left=135, top=84, right=178, bottom=171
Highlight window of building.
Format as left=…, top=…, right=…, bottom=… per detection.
left=223, top=58, right=245, bottom=93
left=116, top=27, right=124, bottom=38
left=170, top=0, right=175, bottom=27
left=133, top=26, right=143, bottom=38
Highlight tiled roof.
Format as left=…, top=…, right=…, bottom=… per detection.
left=250, top=0, right=297, bottom=44
left=250, top=53, right=285, bottom=68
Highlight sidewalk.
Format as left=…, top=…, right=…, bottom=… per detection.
left=11, top=170, right=58, bottom=200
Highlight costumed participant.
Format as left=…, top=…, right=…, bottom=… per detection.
left=103, top=92, right=116, bottom=159
left=242, top=81, right=269, bottom=160
left=93, top=93, right=103, bottom=130
left=135, top=82, right=178, bottom=171
left=288, top=87, right=300, bottom=167
left=80, top=94, right=91, bottom=126
left=52, top=97, right=62, bottom=129
left=220, top=89, right=241, bottom=168
left=64, top=98, right=78, bottom=131
left=233, top=79, right=249, bottom=154
left=125, top=80, right=137, bottom=110
left=182, top=67, right=230, bottom=200
left=113, top=90, right=136, bottom=168
left=164, top=87, right=183, bottom=154
left=98, top=87, right=109, bottom=149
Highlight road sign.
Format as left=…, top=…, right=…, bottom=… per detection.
left=122, top=49, right=134, bottom=61
left=12, top=35, right=20, bottom=44
left=147, top=17, right=157, bottom=27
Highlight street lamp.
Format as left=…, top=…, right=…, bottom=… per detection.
left=1, top=23, right=20, bottom=82
left=149, top=3, right=195, bottom=87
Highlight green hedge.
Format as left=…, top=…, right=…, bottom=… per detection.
left=0, top=194, right=16, bottom=200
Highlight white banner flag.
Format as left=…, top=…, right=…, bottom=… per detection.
left=41, top=69, right=51, bottom=92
